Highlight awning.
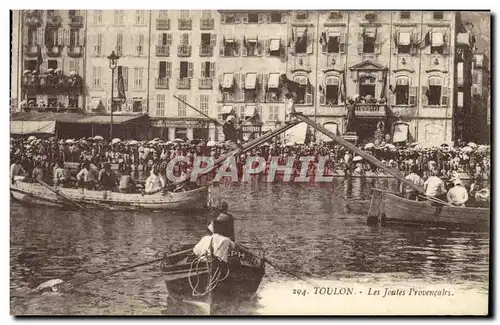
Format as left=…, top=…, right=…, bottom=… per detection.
left=431, top=32, right=444, bottom=46
left=245, top=73, right=257, bottom=90
left=10, top=121, right=56, bottom=135
left=457, top=92, right=464, bottom=107
left=268, top=73, right=280, bottom=88
left=244, top=105, right=256, bottom=117
left=224, top=36, right=235, bottom=43
left=399, top=32, right=411, bottom=45
left=296, top=27, right=306, bottom=38
left=246, top=36, right=257, bottom=43
left=393, top=123, right=409, bottom=143
left=457, top=32, right=470, bottom=46
left=327, top=29, right=340, bottom=38
left=221, top=105, right=234, bottom=114
left=10, top=112, right=87, bottom=123
left=364, top=30, right=376, bottom=38
left=270, top=39, right=280, bottom=51
left=457, top=62, right=464, bottom=80
left=223, top=73, right=234, bottom=88
left=75, top=114, right=147, bottom=125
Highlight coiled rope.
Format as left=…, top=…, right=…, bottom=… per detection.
left=188, top=253, right=230, bottom=297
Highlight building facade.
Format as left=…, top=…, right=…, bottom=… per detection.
left=11, top=10, right=488, bottom=144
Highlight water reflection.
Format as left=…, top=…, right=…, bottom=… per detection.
left=10, top=177, right=489, bottom=315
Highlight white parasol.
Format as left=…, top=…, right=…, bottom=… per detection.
left=206, top=140, right=216, bottom=147
left=385, top=143, right=396, bottom=150
left=461, top=146, right=473, bottom=153
left=93, top=135, right=104, bottom=141
left=353, top=156, right=363, bottom=162
left=111, top=138, right=121, bottom=144
left=128, top=140, right=139, bottom=145
left=65, top=139, right=74, bottom=144
left=172, top=138, right=184, bottom=143
left=467, top=142, right=478, bottom=149
left=27, top=136, right=37, bottom=141
left=364, top=143, right=375, bottom=149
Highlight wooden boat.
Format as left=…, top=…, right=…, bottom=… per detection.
left=10, top=179, right=208, bottom=211
left=367, top=189, right=490, bottom=229
left=161, top=244, right=265, bottom=315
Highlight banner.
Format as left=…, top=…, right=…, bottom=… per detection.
left=393, top=123, right=409, bottom=143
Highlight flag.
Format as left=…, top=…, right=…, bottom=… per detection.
left=36, top=50, right=43, bottom=70
left=339, top=71, right=346, bottom=103
left=380, top=70, right=387, bottom=100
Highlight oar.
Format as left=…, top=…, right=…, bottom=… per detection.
left=36, top=179, right=85, bottom=210
left=236, top=244, right=313, bottom=284
left=35, top=248, right=193, bottom=293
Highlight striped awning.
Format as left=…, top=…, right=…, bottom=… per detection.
left=268, top=73, right=280, bottom=88
left=223, top=73, right=234, bottom=88
left=245, top=73, right=257, bottom=89
left=399, top=32, right=411, bottom=45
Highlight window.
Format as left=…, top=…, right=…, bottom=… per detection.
left=327, top=35, right=340, bottom=53
left=159, top=10, right=168, bottom=19
left=325, top=77, right=339, bottom=105
left=359, top=76, right=376, bottom=98
left=200, top=95, right=209, bottom=116
left=45, top=28, right=59, bottom=46
left=397, top=32, right=411, bottom=54
left=224, top=14, right=235, bottom=24
left=158, top=61, right=171, bottom=79
left=223, top=38, right=236, bottom=56
left=93, top=10, right=102, bottom=24
left=27, top=28, right=37, bottom=46
left=25, top=60, right=37, bottom=72
left=94, top=34, right=102, bottom=55
left=48, top=60, right=58, bottom=70
left=181, top=33, right=189, bottom=45
left=248, top=13, right=259, bottom=23
left=68, top=10, right=76, bottom=17
left=428, top=78, right=442, bottom=106
left=430, top=32, right=444, bottom=54
left=114, top=10, right=124, bottom=25
left=201, top=33, right=211, bottom=46
left=400, top=11, right=410, bottom=19
left=70, top=29, right=79, bottom=46
left=156, top=94, right=165, bottom=117
left=116, top=66, right=128, bottom=90
left=202, top=10, right=211, bottom=19
left=180, top=10, right=189, bottom=19
left=133, top=98, right=143, bottom=112
left=159, top=33, right=172, bottom=46
left=245, top=39, right=258, bottom=56
left=270, top=12, right=282, bottom=23
left=135, top=10, right=145, bottom=24
left=268, top=106, right=279, bottom=121
left=92, top=66, right=102, bottom=88
left=68, top=95, right=78, bottom=107
left=179, top=61, right=188, bottom=78
left=201, top=61, right=210, bottom=78
left=293, top=76, right=308, bottom=104
left=133, top=67, right=143, bottom=89
left=178, top=94, right=187, bottom=116
left=473, top=71, right=481, bottom=84
left=433, top=11, right=443, bottom=20
left=395, top=78, right=409, bottom=105
left=69, top=60, right=80, bottom=74
left=363, top=32, right=375, bottom=53
left=116, top=33, right=123, bottom=56
left=295, top=28, right=308, bottom=54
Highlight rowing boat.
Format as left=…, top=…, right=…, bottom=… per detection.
left=367, top=189, right=490, bottom=229
left=160, top=245, right=265, bottom=315
left=10, top=179, right=208, bottom=211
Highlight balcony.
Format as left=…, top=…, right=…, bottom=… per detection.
left=46, top=14, right=62, bottom=27
left=46, top=45, right=63, bottom=57
left=24, top=12, right=41, bottom=27
left=177, top=78, right=191, bottom=89
left=354, top=103, right=386, bottom=117
left=68, top=45, right=83, bottom=58
left=156, top=18, right=170, bottom=30
left=156, top=45, right=170, bottom=57
left=200, top=18, right=214, bottom=30
left=177, top=45, right=192, bottom=57
left=156, top=78, right=170, bottom=89
left=69, top=15, right=84, bottom=28
left=199, top=45, right=213, bottom=57
left=178, top=18, right=192, bottom=30
left=24, top=45, right=41, bottom=57
left=198, top=78, right=213, bottom=89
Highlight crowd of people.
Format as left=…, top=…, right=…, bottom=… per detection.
left=10, top=133, right=490, bottom=203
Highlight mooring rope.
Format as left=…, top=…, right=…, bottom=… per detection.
left=188, top=253, right=230, bottom=297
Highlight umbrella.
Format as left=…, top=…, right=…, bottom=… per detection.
left=128, top=140, right=138, bottom=145
left=206, top=140, right=216, bottom=147
left=353, top=156, right=363, bottom=162
left=111, top=138, right=121, bottom=144
left=461, top=146, right=473, bottom=153
left=47, top=68, right=54, bottom=73
left=23, top=70, right=31, bottom=75
left=364, top=143, right=375, bottom=149
left=172, top=138, right=184, bottom=143
left=65, top=139, right=74, bottom=144
left=166, top=141, right=173, bottom=145
left=93, top=135, right=104, bottom=141
left=148, top=140, right=158, bottom=145
left=467, top=142, right=477, bottom=148
left=27, top=136, right=37, bottom=141
left=477, top=145, right=490, bottom=153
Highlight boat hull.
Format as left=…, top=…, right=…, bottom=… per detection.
left=368, top=189, right=490, bottom=229
left=10, top=180, right=208, bottom=211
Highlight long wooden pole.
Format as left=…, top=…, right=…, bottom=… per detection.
left=294, top=114, right=452, bottom=206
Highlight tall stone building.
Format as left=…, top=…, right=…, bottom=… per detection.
left=11, top=10, right=488, bottom=144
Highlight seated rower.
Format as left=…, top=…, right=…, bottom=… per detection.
left=53, top=161, right=66, bottom=187
left=400, top=165, right=424, bottom=201
left=207, top=201, right=235, bottom=241
left=193, top=219, right=235, bottom=263
left=423, top=170, right=447, bottom=202
left=118, top=168, right=136, bottom=193
left=446, top=179, right=469, bottom=207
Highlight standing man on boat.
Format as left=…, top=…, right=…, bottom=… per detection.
left=400, top=165, right=424, bottom=200
left=208, top=201, right=235, bottom=242
left=446, top=179, right=469, bottom=207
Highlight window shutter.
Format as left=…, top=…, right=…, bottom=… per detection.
left=210, top=33, right=217, bottom=46
left=357, top=33, right=363, bottom=54
left=375, top=30, right=382, bottom=54
left=123, top=67, right=128, bottom=90
left=242, top=45, right=247, bottom=56
left=58, top=28, right=64, bottom=46
left=307, top=32, right=313, bottom=54
left=339, top=32, right=346, bottom=53
left=389, top=92, right=396, bottom=106
left=188, top=62, right=194, bottom=78
left=201, top=62, right=206, bottom=78
left=157, top=33, right=163, bottom=46
left=443, top=32, right=450, bottom=55
left=240, top=73, right=245, bottom=89
left=305, top=93, right=313, bottom=105
left=37, top=27, right=44, bottom=46
left=166, top=62, right=172, bottom=78
left=23, top=29, right=28, bottom=45
left=441, top=87, right=449, bottom=107
left=421, top=86, right=428, bottom=106
left=426, top=32, right=432, bottom=54
left=258, top=14, right=264, bottom=24
left=409, top=86, right=417, bottom=106
left=210, top=62, right=215, bottom=78
left=320, top=93, right=325, bottom=105
left=263, top=73, right=268, bottom=90
left=264, top=39, right=270, bottom=56
left=257, top=43, right=263, bottom=56
left=79, top=29, right=85, bottom=46
left=166, top=33, right=172, bottom=46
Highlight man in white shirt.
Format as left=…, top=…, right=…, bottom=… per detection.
left=400, top=165, right=424, bottom=200
left=446, top=179, right=469, bottom=207
left=423, top=170, right=447, bottom=200
left=193, top=219, right=235, bottom=263
left=10, top=158, right=26, bottom=184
